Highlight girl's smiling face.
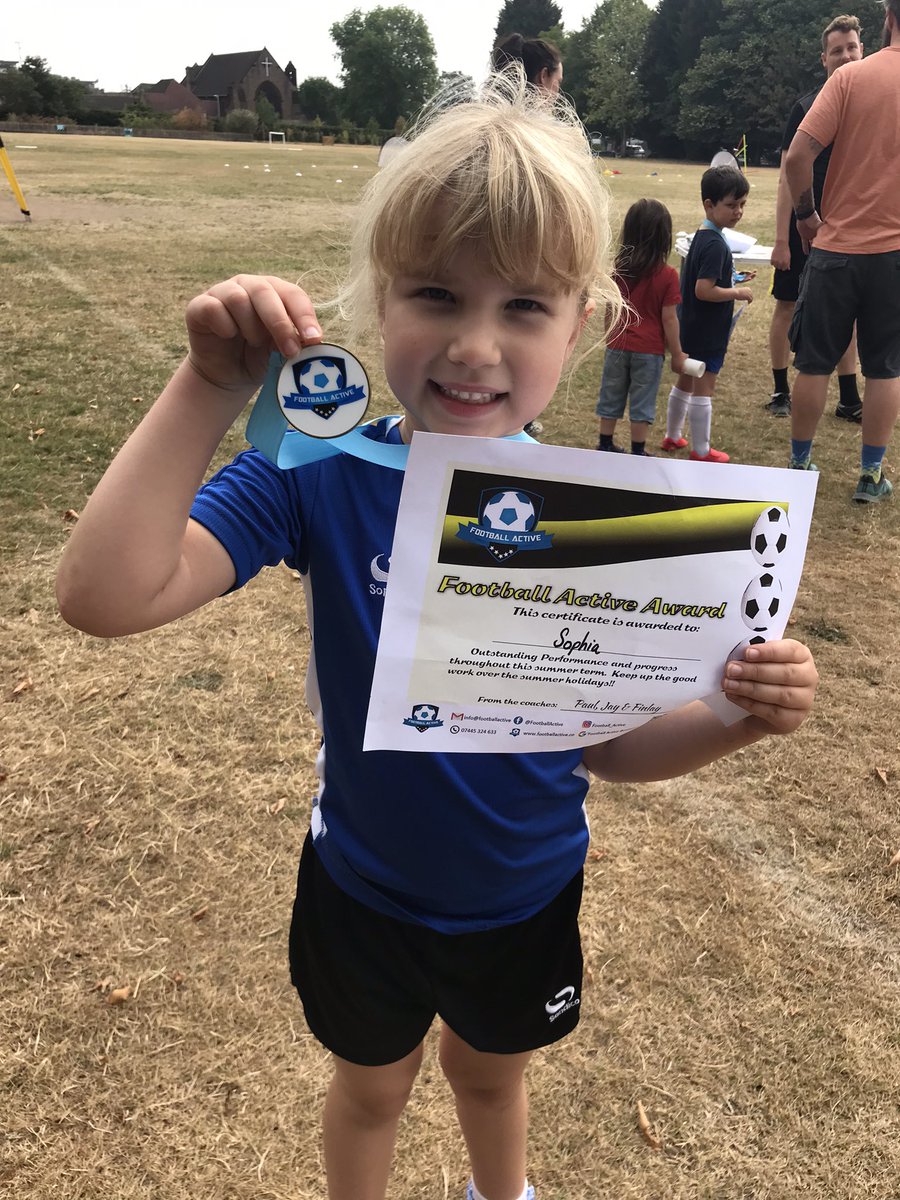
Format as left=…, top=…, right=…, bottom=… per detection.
left=381, top=242, right=590, bottom=442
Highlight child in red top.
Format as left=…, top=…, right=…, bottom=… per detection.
left=596, top=199, right=687, bottom=454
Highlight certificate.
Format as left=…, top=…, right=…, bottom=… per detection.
left=364, top=434, right=817, bottom=753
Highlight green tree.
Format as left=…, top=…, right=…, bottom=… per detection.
left=494, top=0, right=563, bottom=41
left=562, top=9, right=604, bottom=117
left=294, top=76, right=343, bottom=124
left=438, top=70, right=475, bottom=93
left=637, top=0, right=724, bottom=156
left=255, top=94, right=278, bottom=135
left=0, top=68, right=42, bottom=117
left=331, top=7, right=439, bottom=127
left=582, top=0, right=651, bottom=148
left=677, top=0, right=886, bottom=157
left=0, top=57, right=85, bottom=119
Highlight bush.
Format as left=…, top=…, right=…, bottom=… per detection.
left=81, top=108, right=122, bottom=127
left=223, top=108, right=258, bottom=136
left=171, top=106, right=208, bottom=131
left=122, top=104, right=171, bottom=129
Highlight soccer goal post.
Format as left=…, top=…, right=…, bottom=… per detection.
left=0, top=136, right=31, bottom=221
left=268, top=131, right=286, bottom=144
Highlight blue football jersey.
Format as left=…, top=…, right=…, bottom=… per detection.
left=190, top=418, right=590, bottom=932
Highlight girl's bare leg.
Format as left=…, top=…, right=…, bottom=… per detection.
left=440, top=1024, right=532, bottom=1200
left=323, top=1044, right=424, bottom=1200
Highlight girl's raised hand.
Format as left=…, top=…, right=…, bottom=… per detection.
left=722, top=639, right=818, bottom=736
left=185, top=275, right=322, bottom=391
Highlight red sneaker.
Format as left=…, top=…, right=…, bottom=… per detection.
left=660, top=436, right=688, bottom=452
left=689, top=447, right=730, bottom=463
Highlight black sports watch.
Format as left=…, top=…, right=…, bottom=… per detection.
left=794, top=204, right=816, bottom=221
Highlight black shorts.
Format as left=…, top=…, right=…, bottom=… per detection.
left=790, top=248, right=900, bottom=379
left=770, top=221, right=808, bottom=303
left=289, top=833, right=584, bottom=1066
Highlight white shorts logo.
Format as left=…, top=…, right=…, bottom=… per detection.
left=545, top=985, right=579, bottom=1021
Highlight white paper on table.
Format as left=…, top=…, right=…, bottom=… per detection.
left=363, top=435, right=817, bottom=754
left=675, top=231, right=773, bottom=262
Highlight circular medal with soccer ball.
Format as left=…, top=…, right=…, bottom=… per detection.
left=277, top=343, right=370, bottom=438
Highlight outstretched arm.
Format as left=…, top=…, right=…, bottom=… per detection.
left=784, top=132, right=824, bottom=251
left=770, top=150, right=795, bottom=271
left=582, top=639, right=817, bottom=782
left=57, top=276, right=322, bottom=637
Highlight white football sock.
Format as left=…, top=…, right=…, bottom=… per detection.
left=688, top=395, right=713, bottom=457
left=665, top=387, right=691, bottom=440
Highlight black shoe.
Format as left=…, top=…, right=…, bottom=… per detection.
left=765, top=392, right=791, bottom=416
left=835, top=402, right=862, bottom=423
left=596, top=441, right=625, bottom=452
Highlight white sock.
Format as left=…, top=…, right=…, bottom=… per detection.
left=688, top=394, right=712, bottom=457
left=469, top=1179, right=530, bottom=1200
left=665, top=387, right=691, bottom=440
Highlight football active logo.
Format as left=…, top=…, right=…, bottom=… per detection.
left=277, top=342, right=370, bottom=438
left=402, top=704, right=444, bottom=733
left=457, top=488, right=553, bottom=562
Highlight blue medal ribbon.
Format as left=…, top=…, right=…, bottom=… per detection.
left=246, top=351, right=535, bottom=471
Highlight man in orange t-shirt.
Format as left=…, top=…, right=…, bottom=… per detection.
left=784, top=0, right=900, bottom=503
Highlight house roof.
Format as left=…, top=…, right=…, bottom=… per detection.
left=187, top=50, right=280, bottom=98
left=138, top=78, right=177, bottom=94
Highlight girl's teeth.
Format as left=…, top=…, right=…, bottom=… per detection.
left=443, top=386, right=494, bottom=403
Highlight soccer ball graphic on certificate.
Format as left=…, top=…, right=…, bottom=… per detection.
left=741, top=572, right=782, bottom=633
left=481, top=490, right=537, bottom=533
left=750, top=506, right=789, bottom=569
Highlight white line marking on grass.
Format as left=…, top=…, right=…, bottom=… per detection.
left=1, top=232, right=175, bottom=365
left=656, top=776, right=900, bottom=978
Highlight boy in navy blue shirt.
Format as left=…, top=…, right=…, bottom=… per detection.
left=662, top=165, right=754, bottom=462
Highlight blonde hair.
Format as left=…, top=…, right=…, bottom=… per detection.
left=337, top=74, right=620, bottom=344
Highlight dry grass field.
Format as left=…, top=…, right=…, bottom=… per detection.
left=2, top=133, right=899, bottom=1200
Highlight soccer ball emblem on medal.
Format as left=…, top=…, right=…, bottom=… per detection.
left=277, top=342, right=370, bottom=438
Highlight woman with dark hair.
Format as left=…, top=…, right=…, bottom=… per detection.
left=491, top=32, right=564, bottom=95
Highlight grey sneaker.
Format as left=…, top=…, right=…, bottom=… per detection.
left=789, top=458, right=819, bottom=472
left=523, top=420, right=543, bottom=437
left=853, top=472, right=893, bottom=503
left=766, top=392, right=791, bottom=416
left=835, top=401, right=862, bottom=423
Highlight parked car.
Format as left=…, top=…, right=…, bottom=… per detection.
left=622, top=137, right=649, bottom=158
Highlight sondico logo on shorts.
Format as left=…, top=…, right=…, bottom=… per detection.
left=369, top=553, right=391, bottom=597
left=545, top=985, right=580, bottom=1022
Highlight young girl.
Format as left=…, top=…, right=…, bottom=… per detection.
left=56, top=81, right=817, bottom=1200
left=595, top=198, right=687, bottom=454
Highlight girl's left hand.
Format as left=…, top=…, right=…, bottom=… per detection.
left=722, top=639, right=818, bottom=735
